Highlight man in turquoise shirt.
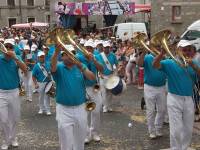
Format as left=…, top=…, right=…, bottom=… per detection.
left=32, top=51, right=52, bottom=115
left=138, top=51, right=167, bottom=139
left=77, top=40, right=103, bottom=144
left=51, top=44, right=95, bottom=150
left=153, top=40, right=200, bottom=150
left=96, top=41, right=118, bottom=113
left=0, top=39, right=27, bottom=150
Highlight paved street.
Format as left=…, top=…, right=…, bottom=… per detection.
left=1, top=85, right=200, bottom=150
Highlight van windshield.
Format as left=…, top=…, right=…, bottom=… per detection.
left=182, top=30, right=200, bottom=40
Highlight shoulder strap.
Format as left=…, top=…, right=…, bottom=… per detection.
left=100, top=52, right=113, bottom=71
left=38, top=63, right=49, bottom=82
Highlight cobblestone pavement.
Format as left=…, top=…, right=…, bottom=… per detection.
left=0, top=85, right=200, bottom=150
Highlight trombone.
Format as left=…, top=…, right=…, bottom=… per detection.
left=0, top=42, right=8, bottom=54
left=45, top=28, right=96, bottom=111
left=150, top=29, right=188, bottom=67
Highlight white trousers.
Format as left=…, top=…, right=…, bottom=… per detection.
left=100, top=77, right=113, bottom=110
left=125, top=61, right=136, bottom=84
left=38, top=82, right=50, bottom=112
left=0, top=89, right=20, bottom=144
left=144, top=84, right=166, bottom=134
left=167, top=93, right=194, bottom=150
left=56, top=103, right=87, bottom=150
left=86, top=86, right=102, bottom=137
left=23, top=71, right=32, bottom=100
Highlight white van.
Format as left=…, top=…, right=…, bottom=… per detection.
left=113, top=22, right=147, bottom=40
left=181, top=20, right=200, bottom=50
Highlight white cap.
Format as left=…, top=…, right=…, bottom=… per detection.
left=24, top=45, right=30, bottom=51
left=79, top=38, right=86, bottom=45
left=95, top=40, right=103, bottom=47
left=0, top=38, right=4, bottom=42
left=31, top=35, right=35, bottom=39
left=42, top=45, right=49, bottom=49
left=31, top=44, right=38, bottom=51
left=14, top=37, right=19, bottom=40
left=4, top=39, right=15, bottom=46
left=84, top=40, right=95, bottom=48
left=37, top=51, right=45, bottom=57
left=177, top=40, right=192, bottom=48
left=103, top=41, right=111, bottom=47
left=64, top=44, right=75, bottom=52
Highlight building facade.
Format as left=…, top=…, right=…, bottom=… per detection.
left=0, top=0, right=50, bottom=27
left=151, top=0, right=200, bottom=35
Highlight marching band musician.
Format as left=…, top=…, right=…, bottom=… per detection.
left=153, top=40, right=200, bottom=150
left=22, top=45, right=35, bottom=102
left=51, top=44, right=95, bottom=150
left=76, top=40, right=103, bottom=143
left=137, top=48, right=167, bottom=139
left=32, top=51, right=52, bottom=115
left=96, top=41, right=118, bottom=113
left=0, top=39, right=27, bottom=150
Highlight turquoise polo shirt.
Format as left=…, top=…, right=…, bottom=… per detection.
left=32, top=62, right=50, bottom=82
left=96, top=52, right=118, bottom=76
left=14, top=44, right=22, bottom=56
left=93, top=48, right=100, bottom=55
left=49, top=44, right=56, bottom=55
left=52, top=62, right=86, bottom=106
left=0, top=55, right=21, bottom=90
left=23, top=54, right=35, bottom=71
left=144, top=54, right=166, bottom=87
left=76, top=53, right=98, bottom=87
left=160, top=59, right=197, bottom=96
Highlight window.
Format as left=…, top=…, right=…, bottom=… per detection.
left=8, top=18, right=16, bottom=27
left=7, top=0, right=15, bottom=6
left=172, top=6, right=181, bottom=22
left=27, top=17, right=35, bottom=23
left=46, top=15, right=50, bottom=23
left=45, top=0, right=50, bottom=6
left=182, top=30, right=200, bottom=41
left=27, top=0, right=34, bottom=6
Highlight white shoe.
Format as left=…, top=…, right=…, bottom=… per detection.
left=149, top=133, right=156, bottom=139
left=38, top=110, right=43, bottom=114
left=84, top=137, right=92, bottom=144
left=103, top=107, right=108, bottom=113
left=93, top=134, right=100, bottom=142
left=108, top=108, right=113, bottom=112
left=46, top=111, right=52, bottom=116
left=1, top=141, right=9, bottom=150
left=11, top=138, right=19, bottom=147
left=28, top=99, right=32, bottom=102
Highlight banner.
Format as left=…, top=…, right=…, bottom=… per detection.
left=55, top=1, right=135, bottom=16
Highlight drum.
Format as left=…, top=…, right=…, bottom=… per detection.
left=45, top=81, right=56, bottom=98
left=105, top=76, right=126, bottom=95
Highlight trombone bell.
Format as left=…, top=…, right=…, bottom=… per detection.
left=85, top=101, right=96, bottom=111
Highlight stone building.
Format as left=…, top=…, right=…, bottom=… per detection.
left=0, top=0, right=50, bottom=27
left=151, top=0, right=200, bottom=35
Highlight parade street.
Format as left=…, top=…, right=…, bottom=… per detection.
left=0, top=85, right=200, bottom=150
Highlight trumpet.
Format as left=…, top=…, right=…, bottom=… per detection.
left=64, top=29, right=91, bottom=58
left=45, top=28, right=96, bottom=111
left=93, top=84, right=100, bottom=92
